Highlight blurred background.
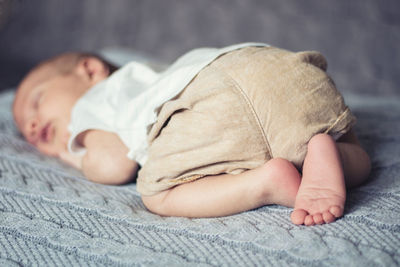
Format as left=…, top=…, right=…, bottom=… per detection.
left=0, top=0, right=399, bottom=96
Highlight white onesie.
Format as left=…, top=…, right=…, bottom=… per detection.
left=68, top=42, right=269, bottom=166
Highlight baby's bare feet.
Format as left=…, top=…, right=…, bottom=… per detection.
left=290, top=179, right=345, bottom=225
left=291, top=134, right=346, bottom=226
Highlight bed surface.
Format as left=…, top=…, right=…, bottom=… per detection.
left=1, top=81, right=399, bottom=265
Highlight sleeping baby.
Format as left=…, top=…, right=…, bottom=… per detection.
left=12, top=43, right=371, bottom=226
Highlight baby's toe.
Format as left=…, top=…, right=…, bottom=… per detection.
left=304, top=215, right=315, bottom=226
left=291, top=209, right=308, bottom=225
left=329, top=205, right=343, bottom=218
left=322, top=210, right=335, bottom=223
left=313, top=213, right=324, bottom=224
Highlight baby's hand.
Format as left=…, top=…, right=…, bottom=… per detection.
left=58, top=150, right=83, bottom=170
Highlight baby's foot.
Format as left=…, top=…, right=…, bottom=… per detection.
left=259, top=158, right=301, bottom=208
left=291, top=134, right=346, bottom=226
left=291, top=170, right=346, bottom=226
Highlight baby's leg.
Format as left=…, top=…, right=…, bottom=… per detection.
left=142, top=158, right=301, bottom=218
left=336, top=135, right=371, bottom=189
left=291, top=132, right=371, bottom=226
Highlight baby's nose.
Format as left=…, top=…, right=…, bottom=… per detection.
left=26, top=118, right=39, bottom=144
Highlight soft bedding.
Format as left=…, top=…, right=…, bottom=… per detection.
left=0, top=51, right=399, bottom=266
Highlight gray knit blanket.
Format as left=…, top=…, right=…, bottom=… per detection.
left=1, top=86, right=399, bottom=266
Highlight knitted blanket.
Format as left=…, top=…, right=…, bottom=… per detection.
left=1, top=88, right=399, bottom=266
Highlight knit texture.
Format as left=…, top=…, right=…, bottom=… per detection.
left=1, top=89, right=399, bottom=266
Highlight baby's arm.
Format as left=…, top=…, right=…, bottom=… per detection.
left=63, top=130, right=139, bottom=185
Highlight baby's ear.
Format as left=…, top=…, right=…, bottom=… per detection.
left=76, top=57, right=108, bottom=85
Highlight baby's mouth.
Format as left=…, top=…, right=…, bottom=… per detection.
left=40, top=122, right=54, bottom=143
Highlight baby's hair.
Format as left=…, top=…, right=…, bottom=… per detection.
left=30, top=52, right=117, bottom=77
left=15, top=52, right=118, bottom=98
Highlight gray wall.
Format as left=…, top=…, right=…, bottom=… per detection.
left=0, top=0, right=399, bottom=96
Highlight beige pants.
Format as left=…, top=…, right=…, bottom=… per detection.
left=137, top=46, right=356, bottom=196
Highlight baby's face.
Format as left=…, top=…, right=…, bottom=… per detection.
left=13, top=59, right=109, bottom=157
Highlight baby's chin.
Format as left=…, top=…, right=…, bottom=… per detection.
left=35, top=141, right=66, bottom=158
left=38, top=146, right=59, bottom=157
